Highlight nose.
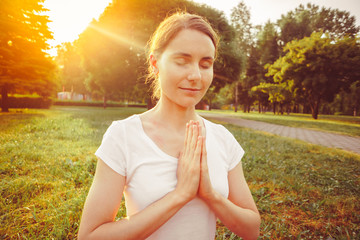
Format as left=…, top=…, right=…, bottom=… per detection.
left=187, top=64, right=201, bottom=81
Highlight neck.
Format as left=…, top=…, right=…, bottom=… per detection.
left=149, top=96, right=200, bottom=130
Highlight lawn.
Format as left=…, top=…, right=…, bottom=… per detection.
left=200, top=110, right=360, bottom=137
left=1, top=106, right=359, bottom=239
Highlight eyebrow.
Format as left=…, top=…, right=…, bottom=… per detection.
left=171, top=52, right=214, bottom=61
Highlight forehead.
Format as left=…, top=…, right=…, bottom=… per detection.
left=163, top=29, right=215, bottom=58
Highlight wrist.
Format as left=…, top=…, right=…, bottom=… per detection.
left=171, top=189, right=193, bottom=206
left=200, top=188, right=222, bottom=205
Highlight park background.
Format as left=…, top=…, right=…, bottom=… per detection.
left=1, top=0, right=360, bottom=239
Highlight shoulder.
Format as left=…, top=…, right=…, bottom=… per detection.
left=203, top=118, right=234, bottom=140
left=104, top=115, right=140, bottom=137
left=203, top=117, right=245, bottom=170
left=113, top=114, right=139, bottom=126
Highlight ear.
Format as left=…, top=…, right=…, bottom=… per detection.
left=149, top=54, right=158, bottom=74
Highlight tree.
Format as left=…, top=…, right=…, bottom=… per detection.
left=246, top=46, right=268, bottom=113
left=267, top=32, right=360, bottom=119
left=0, top=0, right=56, bottom=112
left=230, top=1, right=253, bottom=65
left=230, top=1, right=254, bottom=112
left=348, top=81, right=360, bottom=116
left=247, top=21, right=280, bottom=113
left=251, top=82, right=293, bottom=115
left=56, top=42, right=88, bottom=98
left=77, top=0, right=242, bottom=107
left=328, top=81, right=360, bottom=116
left=277, top=3, right=359, bottom=46
left=257, top=21, right=280, bottom=66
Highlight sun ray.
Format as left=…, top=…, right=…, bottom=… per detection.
left=88, top=24, right=146, bottom=51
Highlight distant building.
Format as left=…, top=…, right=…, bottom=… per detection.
left=57, top=92, right=91, bottom=101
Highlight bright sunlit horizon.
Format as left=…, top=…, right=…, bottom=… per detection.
left=44, top=0, right=112, bottom=56
left=44, top=0, right=360, bottom=57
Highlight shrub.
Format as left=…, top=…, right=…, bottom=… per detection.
left=53, top=100, right=146, bottom=108
left=0, top=96, right=52, bottom=109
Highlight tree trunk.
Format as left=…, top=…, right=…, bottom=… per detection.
left=1, top=85, right=9, bottom=112
left=311, top=106, right=319, bottom=119
left=295, top=104, right=299, bottom=113
left=103, top=95, right=107, bottom=109
left=234, top=82, right=238, bottom=113
left=258, top=102, right=261, bottom=113
left=273, top=102, right=276, bottom=115
left=309, top=95, right=321, bottom=120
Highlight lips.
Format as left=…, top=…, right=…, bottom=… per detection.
left=179, top=87, right=201, bottom=91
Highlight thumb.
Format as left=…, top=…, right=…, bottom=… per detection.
left=177, top=151, right=183, bottom=159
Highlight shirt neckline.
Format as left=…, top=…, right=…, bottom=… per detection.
left=134, top=114, right=208, bottom=161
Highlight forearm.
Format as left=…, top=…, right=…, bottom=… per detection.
left=83, top=191, right=187, bottom=240
left=205, top=191, right=260, bottom=240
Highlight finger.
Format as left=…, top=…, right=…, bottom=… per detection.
left=183, top=122, right=189, bottom=152
left=193, top=136, right=202, bottom=163
left=185, top=122, right=189, bottom=142
left=202, top=136, right=207, bottom=155
left=185, top=121, right=194, bottom=155
left=201, top=136, right=207, bottom=167
left=190, top=122, right=199, bottom=148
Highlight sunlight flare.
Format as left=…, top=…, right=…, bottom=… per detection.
left=88, top=24, right=145, bottom=51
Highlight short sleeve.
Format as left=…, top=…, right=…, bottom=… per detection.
left=95, top=121, right=127, bottom=176
left=222, top=126, right=245, bottom=171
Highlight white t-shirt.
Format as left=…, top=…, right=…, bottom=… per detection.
left=95, top=114, right=245, bottom=240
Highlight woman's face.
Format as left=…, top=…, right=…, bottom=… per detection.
left=153, top=29, right=215, bottom=108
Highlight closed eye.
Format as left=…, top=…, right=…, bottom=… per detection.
left=175, top=57, right=188, bottom=65
left=200, top=59, right=213, bottom=69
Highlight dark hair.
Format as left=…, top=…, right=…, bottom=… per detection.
left=146, top=12, right=219, bottom=99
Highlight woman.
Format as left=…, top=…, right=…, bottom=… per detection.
left=78, top=12, right=260, bottom=240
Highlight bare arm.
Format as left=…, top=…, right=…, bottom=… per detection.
left=78, top=121, right=202, bottom=240
left=198, top=140, right=261, bottom=240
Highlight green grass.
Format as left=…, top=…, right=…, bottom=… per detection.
left=0, top=106, right=144, bottom=239
left=1, top=106, right=359, bottom=239
left=215, top=123, right=360, bottom=239
left=199, top=110, right=360, bottom=137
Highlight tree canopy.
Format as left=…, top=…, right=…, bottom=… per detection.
left=277, top=3, right=359, bottom=45
left=230, top=2, right=360, bottom=117
left=26, top=0, right=360, bottom=117
left=267, top=32, right=360, bottom=119
left=0, top=0, right=56, bottom=112
left=56, top=42, right=88, bottom=97
left=73, top=0, right=242, bottom=106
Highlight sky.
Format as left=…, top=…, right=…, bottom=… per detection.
left=43, top=0, right=112, bottom=55
left=195, top=0, right=360, bottom=27
left=44, top=0, right=360, bottom=56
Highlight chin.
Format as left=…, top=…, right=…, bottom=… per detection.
left=162, top=92, right=203, bottom=108
left=177, top=98, right=202, bottom=109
